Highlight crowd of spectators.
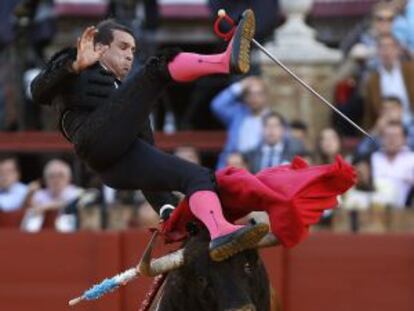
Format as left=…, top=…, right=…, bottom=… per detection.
left=333, top=0, right=414, bottom=213
left=1, top=0, right=414, bottom=233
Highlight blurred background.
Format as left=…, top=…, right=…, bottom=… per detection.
left=0, top=0, right=414, bottom=311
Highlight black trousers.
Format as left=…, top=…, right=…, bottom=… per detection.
left=69, top=59, right=216, bottom=212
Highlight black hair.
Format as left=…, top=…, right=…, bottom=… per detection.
left=290, top=119, right=308, bottom=132
left=94, top=19, right=135, bottom=46
left=262, top=111, right=287, bottom=127
left=316, top=128, right=342, bottom=164
left=352, top=153, right=372, bottom=166
left=352, top=155, right=375, bottom=191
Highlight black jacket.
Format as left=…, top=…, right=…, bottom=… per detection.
left=244, top=137, right=306, bottom=174
left=31, top=48, right=155, bottom=144
left=31, top=48, right=179, bottom=211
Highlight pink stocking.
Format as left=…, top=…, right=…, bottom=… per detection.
left=167, top=39, right=234, bottom=82
left=189, top=190, right=242, bottom=239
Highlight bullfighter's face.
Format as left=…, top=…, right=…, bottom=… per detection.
left=99, top=30, right=136, bottom=80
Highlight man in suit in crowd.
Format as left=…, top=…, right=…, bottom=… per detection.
left=245, top=112, right=306, bottom=174
left=211, top=76, right=271, bottom=169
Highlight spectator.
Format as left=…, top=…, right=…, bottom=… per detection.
left=22, top=159, right=82, bottom=232
left=333, top=45, right=370, bottom=137
left=226, top=152, right=249, bottom=170
left=316, top=128, right=342, bottom=164
left=244, top=112, right=306, bottom=173
left=211, top=76, right=270, bottom=168
left=316, top=125, right=343, bottom=225
left=356, top=96, right=414, bottom=157
left=341, top=1, right=396, bottom=63
left=371, top=121, right=414, bottom=207
left=363, top=34, right=414, bottom=128
left=174, top=145, right=201, bottom=165
left=0, top=156, right=28, bottom=212
left=343, top=156, right=395, bottom=211
left=392, top=0, right=414, bottom=53
left=289, top=119, right=309, bottom=148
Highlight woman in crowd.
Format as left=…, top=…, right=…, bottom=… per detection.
left=316, top=128, right=343, bottom=164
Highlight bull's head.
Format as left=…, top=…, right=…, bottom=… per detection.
left=138, top=229, right=279, bottom=311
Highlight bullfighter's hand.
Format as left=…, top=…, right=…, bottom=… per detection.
left=72, top=26, right=108, bottom=73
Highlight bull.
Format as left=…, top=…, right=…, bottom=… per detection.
left=139, top=225, right=280, bottom=311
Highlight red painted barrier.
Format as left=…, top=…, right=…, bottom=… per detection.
left=0, top=230, right=122, bottom=311
left=284, top=234, right=414, bottom=311
left=120, top=229, right=172, bottom=311
left=0, top=210, right=25, bottom=228
left=0, top=230, right=413, bottom=311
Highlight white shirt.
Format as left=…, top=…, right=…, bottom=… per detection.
left=342, top=180, right=396, bottom=211
left=103, top=185, right=116, bottom=205
left=0, top=182, right=28, bottom=212
left=371, top=147, right=414, bottom=207
left=379, top=63, right=412, bottom=123
left=32, top=184, right=81, bottom=206
left=21, top=185, right=82, bottom=233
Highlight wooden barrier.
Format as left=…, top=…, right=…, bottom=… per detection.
left=0, top=131, right=226, bottom=153
left=0, top=230, right=413, bottom=311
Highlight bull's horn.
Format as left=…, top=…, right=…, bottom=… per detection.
left=256, top=233, right=280, bottom=249
left=138, top=231, right=185, bottom=277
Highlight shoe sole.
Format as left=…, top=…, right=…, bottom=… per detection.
left=231, top=9, right=256, bottom=74
left=210, top=223, right=269, bottom=262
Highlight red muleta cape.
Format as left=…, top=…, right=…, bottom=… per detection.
left=162, top=155, right=356, bottom=248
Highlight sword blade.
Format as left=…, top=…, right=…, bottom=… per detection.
left=252, top=39, right=373, bottom=140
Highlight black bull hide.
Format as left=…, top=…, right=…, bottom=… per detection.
left=154, top=230, right=271, bottom=311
